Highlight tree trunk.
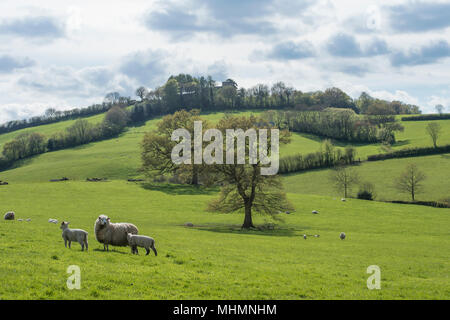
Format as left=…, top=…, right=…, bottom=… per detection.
left=242, top=202, right=255, bottom=229
left=191, top=165, right=199, bottom=185
left=411, top=188, right=415, bottom=201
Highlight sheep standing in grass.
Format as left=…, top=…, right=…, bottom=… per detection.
left=127, top=233, right=157, bottom=256
left=4, top=211, right=14, bottom=220
left=94, top=215, right=138, bottom=251
left=60, top=221, right=89, bottom=251
left=340, top=232, right=346, bottom=240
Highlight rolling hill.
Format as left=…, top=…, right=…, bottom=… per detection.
left=0, top=109, right=449, bottom=300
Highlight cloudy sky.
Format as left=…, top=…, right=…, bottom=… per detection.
left=1, top=0, right=450, bottom=123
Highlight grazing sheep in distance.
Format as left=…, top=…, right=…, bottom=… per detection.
left=94, top=215, right=138, bottom=251
left=312, top=210, right=319, bottom=214
left=341, top=198, right=346, bottom=202
left=4, top=211, right=14, bottom=220
left=184, top=222, right=194, bottom=227
left=303, top=234, right=307, bottom=239
left=127, top=233, right=157, bottom=256
left=49, top=219, right=58, bottom=224
left=60, top=221, right=89, bottom=251
left=340, top=232, right=346, bottom=240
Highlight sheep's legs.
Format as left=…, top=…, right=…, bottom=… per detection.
left=64, top=239, right=67, bottom=248
left=151, top=246, right=158, bottom=257
left=68, top=241, right=71, bottom=249
left=145, top=248, right=150, bottom=256
left=85, top=241, right=88, bottom=251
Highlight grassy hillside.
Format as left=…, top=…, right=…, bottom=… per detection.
left=0, top=113, right=105, bottom=147
left=283, top=153, right=450, bottom=202
left=284, top=118, right=450, bottom=159
left=0, top=181, right=448, bottom=299
left=1, top=111, right=449, bottom=183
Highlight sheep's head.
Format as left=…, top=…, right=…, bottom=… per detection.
left=60, top=221, right=69, bottom=230
left=97, top=215, right=110, bottom=228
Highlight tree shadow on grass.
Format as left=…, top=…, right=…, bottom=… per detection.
left=186, top=223, right=309, bottom=237
left=93, top=248, right=129, bottom=255
left=141, top=183, right=219, bottom=195
left=392, top=139, right=410, bottom=147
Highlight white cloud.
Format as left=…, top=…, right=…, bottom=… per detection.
left=0, top=0, right=449, bottom=123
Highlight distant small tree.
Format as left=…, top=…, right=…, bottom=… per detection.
left=435, top=104, right=444, bottom=115
left=104, top=92, right=121, bottom=105
left=395, top=163, right=426, bottom=201
left=27, top=132, right=46, bottom=155
left=135, top=87, right=148, bottom=101
left=45, top=108, right=57, bottom=118
left=102, top=106, right=129, bottom=137
left=426, top=122, right=441, bottom=148
left=67, top=119, right=93, bottom=145
left=329, top=165, right=359, bottom=198
left=357, top=182, right=376, bottom=200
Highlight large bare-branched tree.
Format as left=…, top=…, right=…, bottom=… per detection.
left=207, top=115, right=293, bottom=229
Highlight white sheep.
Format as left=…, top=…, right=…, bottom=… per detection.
left=127, top=233, right=157, bottom=256
left=49, top=218, right=58, bottom=224
left=94, top=215, right=138, bottom=251
left=60, top=221, right=89, bottom=251
left=340, top=232, right=346, bottom=240
left=312, top=210, right=319, bottom=214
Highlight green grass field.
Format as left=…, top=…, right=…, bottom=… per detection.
left=0, top=110, right=449, bottom=300
left=2, top=111, right=449, bottom=183
left=0, top=181, right=448, bottom=299
left=283, top=153, right=450, bottom=202
left=0, top=113, right=105, bottom=146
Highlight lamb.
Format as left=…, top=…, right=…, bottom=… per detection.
left=94, top=215, right=138, bottom=251
left=127, top=233, right=157, bottom=256
left=4, top=211, right=14, bottom=220
left=60, top=221, right=89, bottom=251
left=340, top=232, right=346, bottom=240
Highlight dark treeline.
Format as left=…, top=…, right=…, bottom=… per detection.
left=0, top=93, right=133, bottom=135
left=401, top=114, right=450, bottom=121
left=128, top=74, right=421, bottom=124
left=262, top=109, right=404, bottom=144
left=279, top=140, right=357, bottom=174
left=1, top=74, right=421, bottom=136
left=367, top=144, right=450, bottom=161
left=0, top=106, right=128, bottom=168
left=1, top=74, right=422, bottom=136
